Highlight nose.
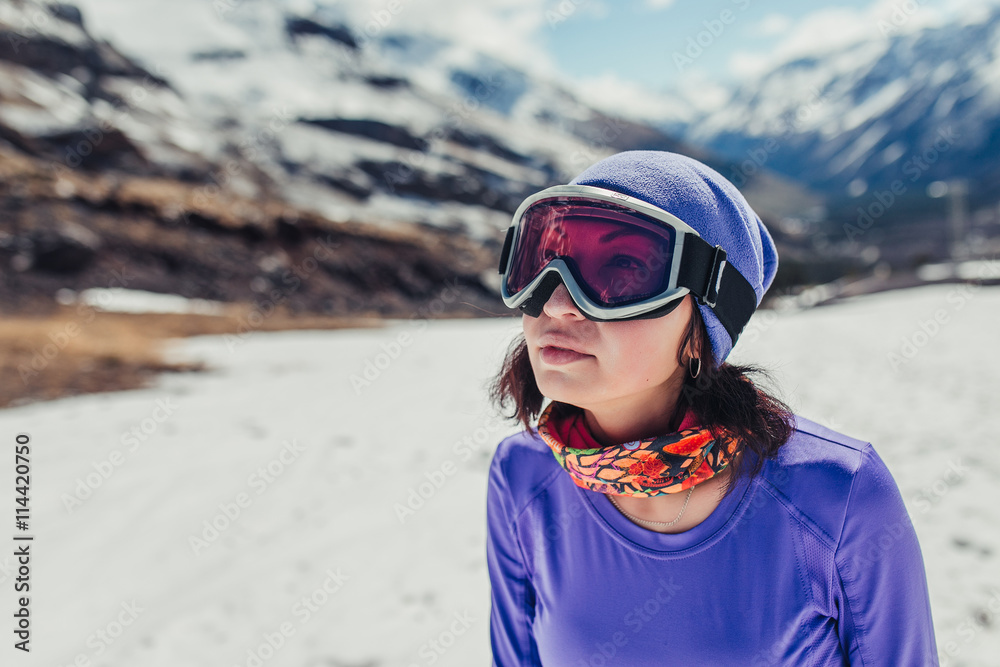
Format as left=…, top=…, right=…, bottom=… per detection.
left=542, top=282, right=584, bottom=319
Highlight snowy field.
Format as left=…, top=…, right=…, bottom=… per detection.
left=1, top=281, right=998, bottom=666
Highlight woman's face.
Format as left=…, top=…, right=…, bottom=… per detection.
left=522, top=282, right=695, bottom=417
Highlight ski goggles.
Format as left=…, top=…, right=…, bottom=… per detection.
left=498, top=185, right=758, bottom=344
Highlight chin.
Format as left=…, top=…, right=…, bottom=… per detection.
left=528, top=350, right=595, bottom=406
left=533, top=373, right=592, bottom=410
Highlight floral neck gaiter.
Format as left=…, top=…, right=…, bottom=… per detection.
left=536, top=401, right=740, bottom=498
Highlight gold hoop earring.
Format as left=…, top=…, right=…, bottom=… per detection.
left=688, top=357, right=701, bottom=379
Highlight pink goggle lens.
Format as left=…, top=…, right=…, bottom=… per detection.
left=506, top=199, right=677, bottom=306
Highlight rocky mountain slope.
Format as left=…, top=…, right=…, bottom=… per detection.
left=686, top=6, right=1000, bottom=205
left=0, top=0, right=508, bottom=316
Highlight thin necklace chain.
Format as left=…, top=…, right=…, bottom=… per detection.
left=607, top=486, right=695, bottom=528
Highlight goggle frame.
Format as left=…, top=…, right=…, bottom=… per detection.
left=498, top=185, right=717, bottom=321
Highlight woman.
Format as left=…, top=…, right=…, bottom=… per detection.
left=486, top=151, right=937, bottom=665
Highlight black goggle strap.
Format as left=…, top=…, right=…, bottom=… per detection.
left=676, top=234, right=758, bottom=345
left=497, top=225, right=758, bottom=345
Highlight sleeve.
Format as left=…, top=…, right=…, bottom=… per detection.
left=833, top=444, right=939, bottom=666
left=486, top=443, right=542, bottom=667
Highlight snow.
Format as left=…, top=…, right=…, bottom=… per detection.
left=58, top=287, right=230, bottom=315
left=826, top=120, right=891, bottom=177
left=0, top=63, right=92, bottom=135
left=2, top=283, right=998, bottom=665
left=689, top=8, right=1000, bottom=188
left=0, top=0, right=91, bottom=47
left=840, top=79, right=910, bottom=134
left=917, top=259, right=1000, bottom=282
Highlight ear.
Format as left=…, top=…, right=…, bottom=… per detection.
left=683, top=296, right=702, bottom=363
left=683, top=342, right=701, bottom=366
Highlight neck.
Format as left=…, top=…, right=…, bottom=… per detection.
left=581, top=378, right=686, bottom=446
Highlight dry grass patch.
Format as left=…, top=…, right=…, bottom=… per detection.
left=0, top=304, right=384, bottom=409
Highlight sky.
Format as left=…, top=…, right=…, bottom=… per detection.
left=540, top=0, right=1000, bottom=116
left=544, top=0, right=877, bottom=87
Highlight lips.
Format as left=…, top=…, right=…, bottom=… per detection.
left=539, top=346, right=590, bottom=365
left=536, top=333, right=593, bottom=365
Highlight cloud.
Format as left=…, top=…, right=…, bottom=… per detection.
left=643, top=0, right=677, bottom=10
left=343, top=0, right=559, bottom=75
left=728, top=52, right=772, bottom=80
left=725, top=3, right=915, bottom=81
left=726, top=0, right=999, bottom=82
left=670, top=72, right=731, bottom=115
left=749, top=7, right=880, bottom=62
left=568, top=71, right=700, bottom=124
left=753, top=13, right=792, bottom=37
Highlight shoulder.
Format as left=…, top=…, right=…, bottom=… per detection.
left=755, top=413, right=901, bottom=550
left=487, top=428, right=564, bottom=519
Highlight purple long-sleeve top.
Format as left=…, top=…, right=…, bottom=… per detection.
left=486, top=413, right=938, bottom=666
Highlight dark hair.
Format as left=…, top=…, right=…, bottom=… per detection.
left=489, top=300, right=796, bottom=499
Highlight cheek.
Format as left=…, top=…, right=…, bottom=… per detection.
left=606, top=319, right=685, bottom=385
left=521, top=315, right=541, bottom=346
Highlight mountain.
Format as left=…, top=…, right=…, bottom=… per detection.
left=2, top=0, right=833, bottom=315
left=13, top=0, right=712, bottom=241
left=685, top=6, right=1000, bottom=207
left=0, top=0, right=503, bottom=315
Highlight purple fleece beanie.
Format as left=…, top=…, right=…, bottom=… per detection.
left=569, top=150, right=779, bottom=366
